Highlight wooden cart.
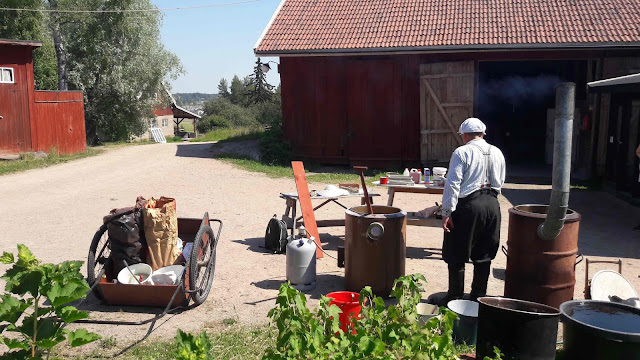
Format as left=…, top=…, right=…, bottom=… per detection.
left=83, top=212, right=221, bottom=324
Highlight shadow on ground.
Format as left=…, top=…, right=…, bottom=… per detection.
left=174, top=142, right=214, bottom=159
left=250, top=272, right=345, bottom=300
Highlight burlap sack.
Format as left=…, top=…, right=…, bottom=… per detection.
left=143, top=197, right=179, bottom=271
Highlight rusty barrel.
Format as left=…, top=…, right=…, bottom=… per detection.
left=345, top=205, right=406, bottom=297
left=504, top=204, right=581, bottom=309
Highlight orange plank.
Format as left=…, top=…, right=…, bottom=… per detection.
left=291, top=161, right=323, bottom=258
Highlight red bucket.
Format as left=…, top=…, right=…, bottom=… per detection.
left=326, top=291, right=362, bottom=333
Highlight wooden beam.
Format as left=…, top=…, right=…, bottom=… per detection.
left=291, top=161, right=323, bottom=258
left=441, top=102, right=473, bottom=108
left=420, top=73, right=474, bottom=80
left=421, top=129, right=454, bottom=134
left=422, top=81, right=464, bottom=145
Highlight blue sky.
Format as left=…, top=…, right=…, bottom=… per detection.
left=152, top=0, right=282, bottom=93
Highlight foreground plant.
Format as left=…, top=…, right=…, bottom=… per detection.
left=174, top=329, right=213, bottom=360
left=0, top=244, right=100, bottom=359
left=263, top=274, right=502, bottom=360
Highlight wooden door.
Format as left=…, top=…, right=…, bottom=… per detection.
left=347, top=59, right=397, bottom=162
left=420, top=62, right=475, bottom=162
left=0, top=63, right=31, bottom=154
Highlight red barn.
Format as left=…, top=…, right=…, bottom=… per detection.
left=255, top=0, right=640, bottom=187
left=0, top=39, right=86, bottom=155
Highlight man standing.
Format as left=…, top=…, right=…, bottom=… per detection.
left=439, top=118, right=506, bottom=305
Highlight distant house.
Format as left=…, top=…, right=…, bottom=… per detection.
left=255, top=0, right=640, bottom=187
left=143, top=90, right=201, bottom=141
left=0, top=39, right=86, bottom=155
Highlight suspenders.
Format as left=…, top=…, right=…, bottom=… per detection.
left=469, top=142, right=492, bottom=188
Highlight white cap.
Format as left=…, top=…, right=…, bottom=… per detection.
left=458, top=118, right=486, bottom=135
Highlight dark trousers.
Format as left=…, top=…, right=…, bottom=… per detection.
left=442, top=189, right=500, bottom=300
left=442, top=189, right=500, bottom=264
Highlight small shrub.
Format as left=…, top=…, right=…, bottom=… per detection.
left=174, top=329, right=213, bottom=360
left=203, top=97, right=258, bottom=128
left=0, top=244, right=101, bottom=359
left=259, top=121, right=291, bottom=166
left=263, top=274, right=504, bottom=359
left=197, top=115, right=230, bottom=133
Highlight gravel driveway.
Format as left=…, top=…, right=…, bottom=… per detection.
left=1, top=142, right=639, bottom=356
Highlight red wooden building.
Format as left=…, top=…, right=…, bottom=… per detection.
left=255, top=0, right=640, bottom=183
left=0, top=39, right=86, bottom=155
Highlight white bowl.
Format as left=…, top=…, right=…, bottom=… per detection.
left=151, top=265, right=185, bottom=285
left=117, top=263, right=153, bottom=285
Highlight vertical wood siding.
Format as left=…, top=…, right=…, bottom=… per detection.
left=32, top=91, right=86, bottom=154
left=0, top=46, right=33, bottom=153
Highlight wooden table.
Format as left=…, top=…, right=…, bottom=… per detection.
left=280, top=192, right=380, bottom=235
left=372, top=181, right=444, bottom=226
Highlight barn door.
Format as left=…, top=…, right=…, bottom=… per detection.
left=420, top=62, right=475, bottom=162
left=0, top=65, right=31, bottom=154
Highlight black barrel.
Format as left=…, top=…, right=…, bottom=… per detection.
left=477, top=297, right=560, bottom=360
left=560, top=300, right=640, bottom=360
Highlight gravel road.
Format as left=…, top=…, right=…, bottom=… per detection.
left=1, top=142, right=638, bottom=356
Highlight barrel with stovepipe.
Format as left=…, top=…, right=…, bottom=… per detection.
left=503, top=83, right=582, bottom=309
left=344, top=166, right=407, bottom=297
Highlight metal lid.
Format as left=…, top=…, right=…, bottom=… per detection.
left=591, top=270, right=638, bottom=305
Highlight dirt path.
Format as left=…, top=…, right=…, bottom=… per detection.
left=1, top=142, right=639, bottom=356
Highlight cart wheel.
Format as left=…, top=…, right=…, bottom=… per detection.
left=87, top=224, right=110, bottom=299
left=189, top=225, right=217, bottom=305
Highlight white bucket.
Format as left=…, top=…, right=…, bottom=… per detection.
left=151, top=265, right=185, bottom=285
left=433, top=167, right=447, bottom=177
left=117, top=263, right=153, bottom=285
left=417, top=303, right=439, bottom=326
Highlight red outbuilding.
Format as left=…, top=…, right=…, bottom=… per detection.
left=0, top=39, right=86, bottom=155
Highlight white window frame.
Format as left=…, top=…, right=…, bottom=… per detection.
left=0, top=67, right=14, bottom=84
left=162, top=118, right=168, bottom=127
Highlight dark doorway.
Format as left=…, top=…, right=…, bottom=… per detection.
left=606, top=95, right=640, bottom=195
left=477, top=60, right=587, bottom=165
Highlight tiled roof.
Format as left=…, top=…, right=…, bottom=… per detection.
left=255, top=0, right=640, bottom=54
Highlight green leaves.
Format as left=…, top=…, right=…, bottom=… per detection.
left=174, top=329, right=213, bottom=360
left=0, top=252, right=14, bottom=264
left=263, top=275, right=471, bottom=359
left=46, top=281, right=89, bottom=308
left=67, top=329, right=100, bottom=348
left=0, top=245, right=101, bottom=358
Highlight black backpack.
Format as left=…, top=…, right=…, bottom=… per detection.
left=265, top=215, right=288, bottom=254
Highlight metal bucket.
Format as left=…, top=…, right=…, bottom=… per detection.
left=477, top=297, right=560, bottom=360
left=560, top=300, right=640, bottom=360
left=504, top=204, right=581, bottom=309
left=344, top=205, right=406, bottom=297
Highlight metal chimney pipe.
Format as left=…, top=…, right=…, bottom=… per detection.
left=538, top=82, right=575, bottom=240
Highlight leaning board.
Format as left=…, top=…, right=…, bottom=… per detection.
left=291, top=161, right=323, bottom=258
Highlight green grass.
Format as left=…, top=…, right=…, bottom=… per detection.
left=190, top=127, right=264, bottom=143
left=0, top=148, right=103, bottom=176
left=216, top=154, right=387, bottom=184
left=59, top=325, right=272, bottom=360
left=177, top=121, right=194, bottom=132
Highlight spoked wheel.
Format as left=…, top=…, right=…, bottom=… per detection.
left=87, top=223, right=111, bottom=299
left=188, top=225, right=218, bottom=305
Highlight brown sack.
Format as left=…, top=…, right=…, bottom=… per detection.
left=143, top=197, right=179, bottom=271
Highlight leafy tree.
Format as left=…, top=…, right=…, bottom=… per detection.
left=229, top=75, right=246, bottom=106
left=249, top=57, right=274, bottom=103
left=217, top=78, right=230, bottom=99
left=203, top=97, right=257, bottom=128
left=58, top=0, right=183, bottom=143
left=0, top=0, right=58, bottom=89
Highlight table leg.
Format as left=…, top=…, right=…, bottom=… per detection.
left=387, top=188, right=395, bottom=206
left=290, top=199, right=297, bottom=236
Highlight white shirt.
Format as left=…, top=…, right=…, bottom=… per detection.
left=441, top=138, right=506, bottom=217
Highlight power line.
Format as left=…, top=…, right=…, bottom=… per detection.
left=0, top=0, right=260, bottom=13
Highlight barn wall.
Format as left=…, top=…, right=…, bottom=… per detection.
left=0, top=45, right=33, bottom=153
left=279, top=49, right=640, bottom=167
left=32, top=91, right=86, bottom=154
